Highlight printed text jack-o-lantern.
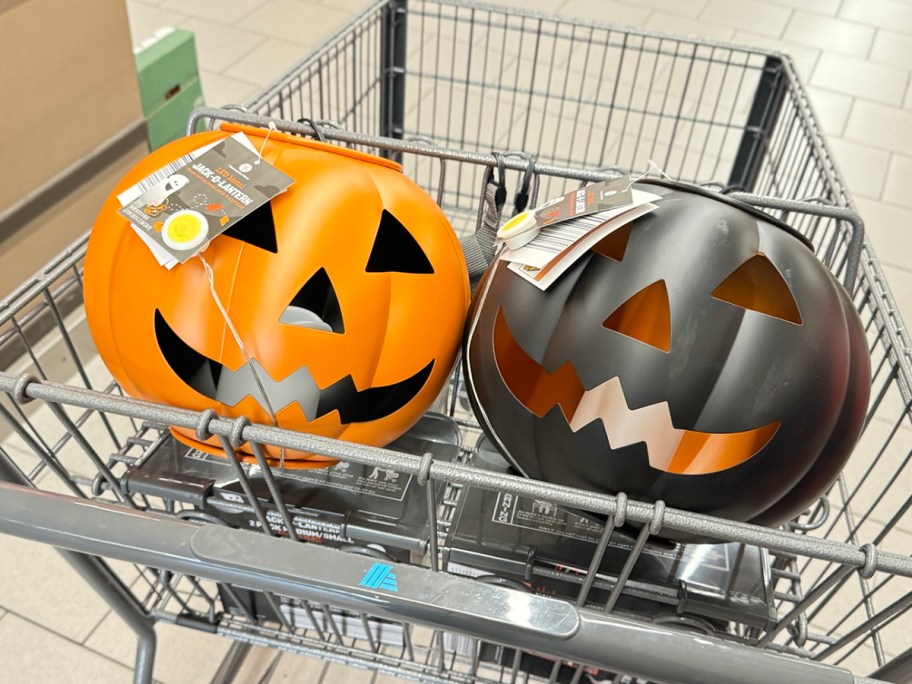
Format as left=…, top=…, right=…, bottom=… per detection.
left=86, top=125, right=470, bottom=465
left=464, top=180, right=870, bottom=533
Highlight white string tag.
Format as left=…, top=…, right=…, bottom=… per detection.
left=255, top=122, right=278, bottom=165
left=198, top=253, right=286, bottom=468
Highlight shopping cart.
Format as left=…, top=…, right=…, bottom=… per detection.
left=1, top=2, right=910, bottom=683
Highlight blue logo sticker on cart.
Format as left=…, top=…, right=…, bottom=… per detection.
left=359, top=562, right=399, bottom=592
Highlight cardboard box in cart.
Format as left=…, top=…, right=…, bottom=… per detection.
left=134, top=27, right=205, bottom=150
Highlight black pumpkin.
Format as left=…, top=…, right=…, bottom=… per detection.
left=464, top=180, right=870, bottom=533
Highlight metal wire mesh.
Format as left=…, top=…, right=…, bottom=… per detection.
left=0, top=1, right=911, bottom=683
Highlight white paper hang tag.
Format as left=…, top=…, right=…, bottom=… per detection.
left=499, top=185, right=660, bottom=268
left=534, top=175, right=636, bottom=228
left=506, top=201, right=658, bottom=291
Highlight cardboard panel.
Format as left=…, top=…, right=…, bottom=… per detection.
left=0, top=0, right=143, bottom=213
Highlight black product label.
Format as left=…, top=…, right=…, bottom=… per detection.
left=281, top=461, right=413, bottom=502
left=491, top=492, right=730, bottom=571
left=244, top=508, right=353, bottom=544
left=185, top=449, right=412, bottom=502
left=493, top=492, right=604, bottom=543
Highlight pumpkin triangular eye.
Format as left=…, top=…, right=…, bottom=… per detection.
left=603, top=280, right=671, bottom=352
left=711, top=254, right=802, bottom=324
left=222, top=202, right=278, bottom=253
left=366, top=210, right=434, bottom=274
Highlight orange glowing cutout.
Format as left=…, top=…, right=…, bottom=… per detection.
left=591, top=223, right=634, bottom=262
left=712, top=253, right=802, bottom=324
left=492, top=305, right=779, bottom=475
left=602, top=280, right=671, bottom=352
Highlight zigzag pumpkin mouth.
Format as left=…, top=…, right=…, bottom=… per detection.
left=154, top=309, right=433, bottom=423
left=491, top=307, right=778, bottom=475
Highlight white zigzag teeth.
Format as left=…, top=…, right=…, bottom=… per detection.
left=568, top=376, right=684, bottom=471
left=214, top=358, right=320, bottom=418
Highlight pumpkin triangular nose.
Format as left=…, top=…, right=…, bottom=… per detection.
left=283, top=267, right=344, bottom=333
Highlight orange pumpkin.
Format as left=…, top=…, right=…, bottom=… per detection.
left=85, top=124, right=470, bottom=465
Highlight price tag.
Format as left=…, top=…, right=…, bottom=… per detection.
left=499, top=178, right=661, bottom=291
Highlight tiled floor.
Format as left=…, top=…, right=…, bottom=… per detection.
left=1, top=0, right=911, bottom=682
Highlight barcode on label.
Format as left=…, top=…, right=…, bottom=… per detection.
left=117, top=133, right=260, bottom=208
left=133, top=152, right=197, bottom=195
left=117, top=147, right=207, bottom=206
left=529, top=214, right=606, bottom=254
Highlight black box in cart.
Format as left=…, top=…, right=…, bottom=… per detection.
left=121, top=412, right=461, bottom=562
left=443, top=438, right=777, bottom=631
left=122, top=412, right=460, bottom=626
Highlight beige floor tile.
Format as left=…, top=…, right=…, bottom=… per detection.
left=811, top=53, right=908, bottom=107
left=0, top=534, right=114, bottom=643
left=0, top=613, right=133, bottom=683
left=870, top=29, right=912, bottom=67
left=882, top=154, right=912, bottom=211
left=805, top=87, right=853, bottom=137
left=86, top=614, right=234, bottom=684
left=646, top=11, right=736, bottom=42
left=199, top=70, right=261, bottom=108
left=826, top=137, right=891, bottom=201
left=313, top=0, right=375, bottom=14
left=698, top=0, right=792, bottom=38
left=855, top=198, right=912, bottom=270
left=179, top=17, right=266, bottom=74
left=224, top=39, right=308, bottom=87
left=556, top=0, right=653, bottom=28
left=839, top=420, right=912, bottom=540
left=266, top=654, right=370, bottom=683
left=840, top=0, right=912, bottom=33
left=125, top=0, right=188, bottom=46
left=0, top=415, right=44, bottom=477
left=762, top=0, right=839, bottom=14
left=783, top=10, right=876, bottom=58
left=241, top=0, right=351, bottom=49
left=831, top=642, right=882, bottom=683
left=475, top=0, right=566, bottom=11
left=877, top=264, right=912, bottom=329
left=617, top=0, right=709, bottom=19
left=844, top=100, right=912, bottom=154
left=160, top=0, right=263, bottom=25
left=730, top=31, right=820, bottom=83
left=228, top=645, right=283, bottom=681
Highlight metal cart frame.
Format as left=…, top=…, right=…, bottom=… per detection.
left=1, top=2, right=911, bottom=683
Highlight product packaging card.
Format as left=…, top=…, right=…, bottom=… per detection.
left=534, top=176, right=636, bottom=227
left=117, top=132, right=293, bottom=266
left=502, top=195, right=659, bottom=291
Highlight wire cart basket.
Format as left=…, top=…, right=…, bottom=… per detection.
left=1, top=1, right=911, bottom=683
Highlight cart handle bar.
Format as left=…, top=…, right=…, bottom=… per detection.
left=0, top=481, right=874, bottom=684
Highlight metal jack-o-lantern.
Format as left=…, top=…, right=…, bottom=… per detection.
left=86, top=124, right=470, bottom=465
left=464, top=180, right=870, bottom=532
